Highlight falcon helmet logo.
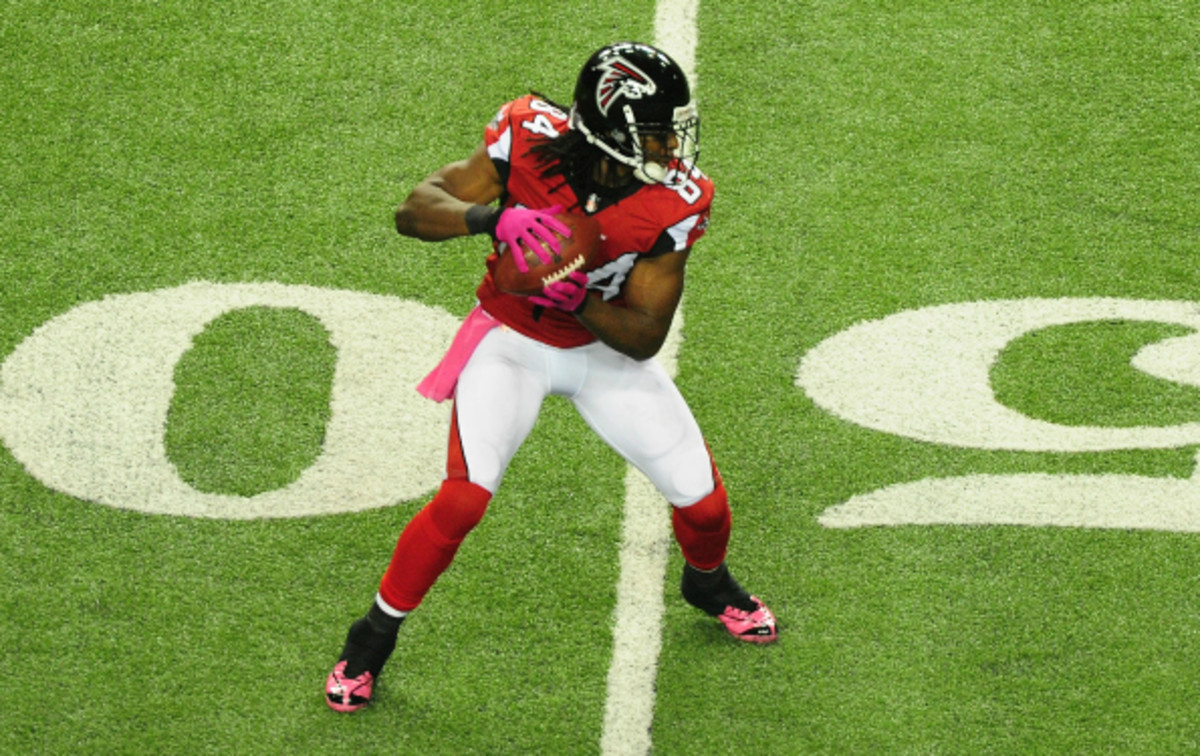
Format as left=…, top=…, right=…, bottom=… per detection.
left=594, top=56, right=657, bottom=117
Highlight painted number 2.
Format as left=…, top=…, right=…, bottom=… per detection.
left=796, top=298, right=1200, bottom=532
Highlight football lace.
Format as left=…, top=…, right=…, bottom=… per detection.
left=540, top=254, right=587, bottom=286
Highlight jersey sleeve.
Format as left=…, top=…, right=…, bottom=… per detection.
left=483, top=101, right=518, bottom=186
left=482, top=95, right=571, bottom=199
left=665, top=207, right=710, bottom=250
left=645, top=208, right=709, bottom=256
left=646, top=168, right=713, bottom=254
left=485, top=103, right=514, bottom=160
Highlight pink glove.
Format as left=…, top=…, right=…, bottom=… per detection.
left=529, top=270, right=590, bottom=313
left=494, top=205, right=571, bottom=273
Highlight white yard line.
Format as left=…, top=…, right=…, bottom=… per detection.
left=599, top=302, right=683, bottom=756
left=599, top=4, right=699, bottom=753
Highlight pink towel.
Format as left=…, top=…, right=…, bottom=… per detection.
left=417, top=305, right=500, bottom=402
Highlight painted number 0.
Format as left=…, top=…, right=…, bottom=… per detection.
left=0, top=282, right=459, bottom=519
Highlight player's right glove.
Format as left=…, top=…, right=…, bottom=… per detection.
left=494, top=205, right=571, bottom=273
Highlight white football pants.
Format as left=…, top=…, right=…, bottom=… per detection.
left=452, top=325, right=715, bottom=506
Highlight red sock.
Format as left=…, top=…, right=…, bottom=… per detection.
left=671, top=480, right=731, bottom=571
left=378, top=479, right=492, bottom=612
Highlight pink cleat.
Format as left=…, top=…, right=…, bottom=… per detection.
left=325, top=660, right=374, bottom=712
left=717, top=596, right=778, bottom=644
left=681, top=563, right=779, bottom=644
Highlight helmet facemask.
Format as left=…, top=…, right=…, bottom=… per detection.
left=571, top=100, right=701, bottom=185
left=628, top=101, right=700, bottom=184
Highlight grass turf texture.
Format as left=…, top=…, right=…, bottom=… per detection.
left=3, top=1, right=1200, bottom=754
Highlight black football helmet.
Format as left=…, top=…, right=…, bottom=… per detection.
left=569, top=42, right=700, bottom=184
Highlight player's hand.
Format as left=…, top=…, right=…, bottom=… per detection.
left=529, top=270, right=590, bottom=313
left=494, top=205, right=571, bottom=273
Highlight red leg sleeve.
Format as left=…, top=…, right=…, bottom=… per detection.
left=378, top=479, right=492, bottom=612
left=670, top=479, right=731, bottom=571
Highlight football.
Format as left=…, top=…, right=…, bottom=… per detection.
left=493, top=212, right=602, bottom=296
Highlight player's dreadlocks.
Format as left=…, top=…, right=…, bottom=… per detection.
left=527, top=127, right=591, bottom=186
left=525, top=92, right=635, bottom=205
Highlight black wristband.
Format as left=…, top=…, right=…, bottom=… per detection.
left=464, top=205, right=501, bottom=238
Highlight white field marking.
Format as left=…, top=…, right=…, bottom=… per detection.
left=797, top=298, right=1200, bottom=452
left=801, top=298, right=1200, bottom=531
left=819, top=462, right=1200, bottom=531
left=600, top=300, right=683, bottom=756
left=600, top=3, right=699, bottom=754
left=0, top=282, right=455, bottom=518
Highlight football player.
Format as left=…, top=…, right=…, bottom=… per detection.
left=326, top=41, right=777, bottom=713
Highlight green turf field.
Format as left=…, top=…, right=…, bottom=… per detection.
left=3, top=1, right=1200, bottom=753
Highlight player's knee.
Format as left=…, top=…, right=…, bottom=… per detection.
left=460, top=446, right=508, bottom=495
left=646, top=444, right=716, bottom=505
left=427, top=479, right=492, bottom=542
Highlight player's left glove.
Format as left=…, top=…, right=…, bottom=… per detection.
left=493, top=204, right=570, bottom=273
left=529, top=270, right=590, bottom=313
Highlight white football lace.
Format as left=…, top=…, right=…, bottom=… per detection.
left=541, top=254, right=587, bottom=286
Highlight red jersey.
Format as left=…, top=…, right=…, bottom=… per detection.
left=476, top=95, right=714, bottom=348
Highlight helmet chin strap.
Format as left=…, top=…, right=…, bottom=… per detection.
left=634, top=162, right=667, bottom=184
